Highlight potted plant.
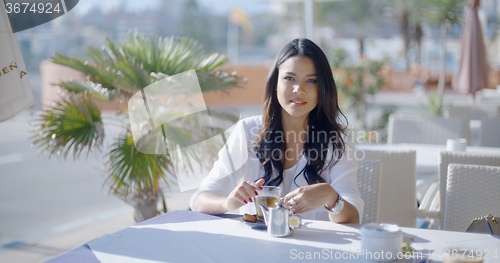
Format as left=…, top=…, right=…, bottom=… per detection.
left=331, top=49, right=393, bottom=142
left=30, top=32, right=244, bottom=221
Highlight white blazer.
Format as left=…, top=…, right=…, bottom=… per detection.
left=190, top=115, right=364, bottom=221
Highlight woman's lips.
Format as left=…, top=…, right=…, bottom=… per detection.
left=290, top=99, right=306, bottom=106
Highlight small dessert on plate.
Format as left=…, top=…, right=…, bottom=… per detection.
left=243, top=213, right=257, bottom=222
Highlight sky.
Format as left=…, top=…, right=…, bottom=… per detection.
left=73, top=0, right=271, bottom=17
left=197, top=0, right=270, bottom=15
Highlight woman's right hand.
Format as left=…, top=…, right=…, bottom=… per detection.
left=223, top=179, right=265, bottom=211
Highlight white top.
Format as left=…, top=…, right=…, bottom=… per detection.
left=189, top=115, right=364, bottom=221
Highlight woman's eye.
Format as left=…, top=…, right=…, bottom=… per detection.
left=307, top=79, right=317, bottom=83
left=284, top=76, right=294, bottom=81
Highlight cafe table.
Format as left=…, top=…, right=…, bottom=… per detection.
left=44, top=210, right=500, bottom=263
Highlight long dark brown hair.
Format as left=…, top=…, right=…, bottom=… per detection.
left=251, top=38, right=347, bottom=187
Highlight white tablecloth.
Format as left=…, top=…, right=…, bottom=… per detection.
left=83, top=211, right=500, bottom=263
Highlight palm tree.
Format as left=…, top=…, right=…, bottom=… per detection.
left=30, top=32, right=244, bottom=221
left=390, top=0, right=423, bottom=69
left=422, top=0, right=465, bottom=101
left=399, top=8, right=411, bottom=69
left=414, top=22, right=424, bottom=64
left=377, top=0, right=424, bottom=69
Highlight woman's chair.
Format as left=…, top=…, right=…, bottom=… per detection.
left=362, top=149, right=417, bottom=227
left=357, top=159, right=382, bottom=224
left=443, top=164, right=500, bottom=232
left=388, top=114, right=468, bottom=145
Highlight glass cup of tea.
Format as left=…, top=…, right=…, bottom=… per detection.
left=254, top=186, right=280, bottom=221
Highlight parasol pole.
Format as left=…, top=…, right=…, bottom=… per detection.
left=304, top=0, right=314, bottom=40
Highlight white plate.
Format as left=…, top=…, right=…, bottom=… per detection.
left=240, top=217, right=267, bottom=229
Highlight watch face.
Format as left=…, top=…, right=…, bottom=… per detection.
left=334, top=198, right=344, bottom=214
left=325, top=195, right=344, bottom=215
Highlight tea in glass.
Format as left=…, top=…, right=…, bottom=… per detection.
left=254, top=186, right=280, bottom=221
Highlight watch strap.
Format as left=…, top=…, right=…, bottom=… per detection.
left=324, top=193, right=344, bottom=215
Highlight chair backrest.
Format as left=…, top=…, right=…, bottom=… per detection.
left=444, top=164, right=500, bottom=232
left=445, top=104, right=500, bottom=121
left=363, top=149, right=417, bottom=227
left=357, top=159, right=382, bottom=224
left=478, top=116, right=500, bottom=147
left=388, top=114, right=468, bottom=145
left=438, top=151, right=500, bottom=227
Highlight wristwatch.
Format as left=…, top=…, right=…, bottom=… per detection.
left=324, top=193, right=345, bottom=215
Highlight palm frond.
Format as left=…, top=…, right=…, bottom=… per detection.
left=113, top=60, right=152, bottom=90
left=54, top=80, right=98, bottom=93
left=423, top=0, right=466, bottom=26
left=197, top=71, right=245, bottom=93
left=30, top=95, right=104, bottom=159
left=53, top=33, right=244, bottom=96
left=54, top=81, right=119, bottom=102
left=420, top=93, right=445, bottom=116
left=105, top=131, right=171, bottom=197
left=51, top=54, right=120, bottom=91
left=196, top=53, right=228, bottom=71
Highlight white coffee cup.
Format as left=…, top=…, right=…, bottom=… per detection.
left=360, top=223, right=403, bottom=261
left=447, top=138, right=467, bottom=151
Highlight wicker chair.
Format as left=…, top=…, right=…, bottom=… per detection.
left=446, top=105, right=499, bottom=146
left=443, top=164, right=500, bottom=232
left=445, top=104, right=500, bottom=121
left=357, top=159, right=382, bottom=224
left=433, top=151, right=500, bottom=228
left=388, top=114, right=468, bottom=145
left=362, top=149, right=417, bottom=227
left=416, top=181, right=439, bottom=219
left=478, top=116, right=500, bottom=147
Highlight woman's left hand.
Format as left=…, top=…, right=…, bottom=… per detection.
left=283, top=183, right=337, bottom=214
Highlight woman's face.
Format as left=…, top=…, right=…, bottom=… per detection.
left=277, top=56, right=319, bottom=124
